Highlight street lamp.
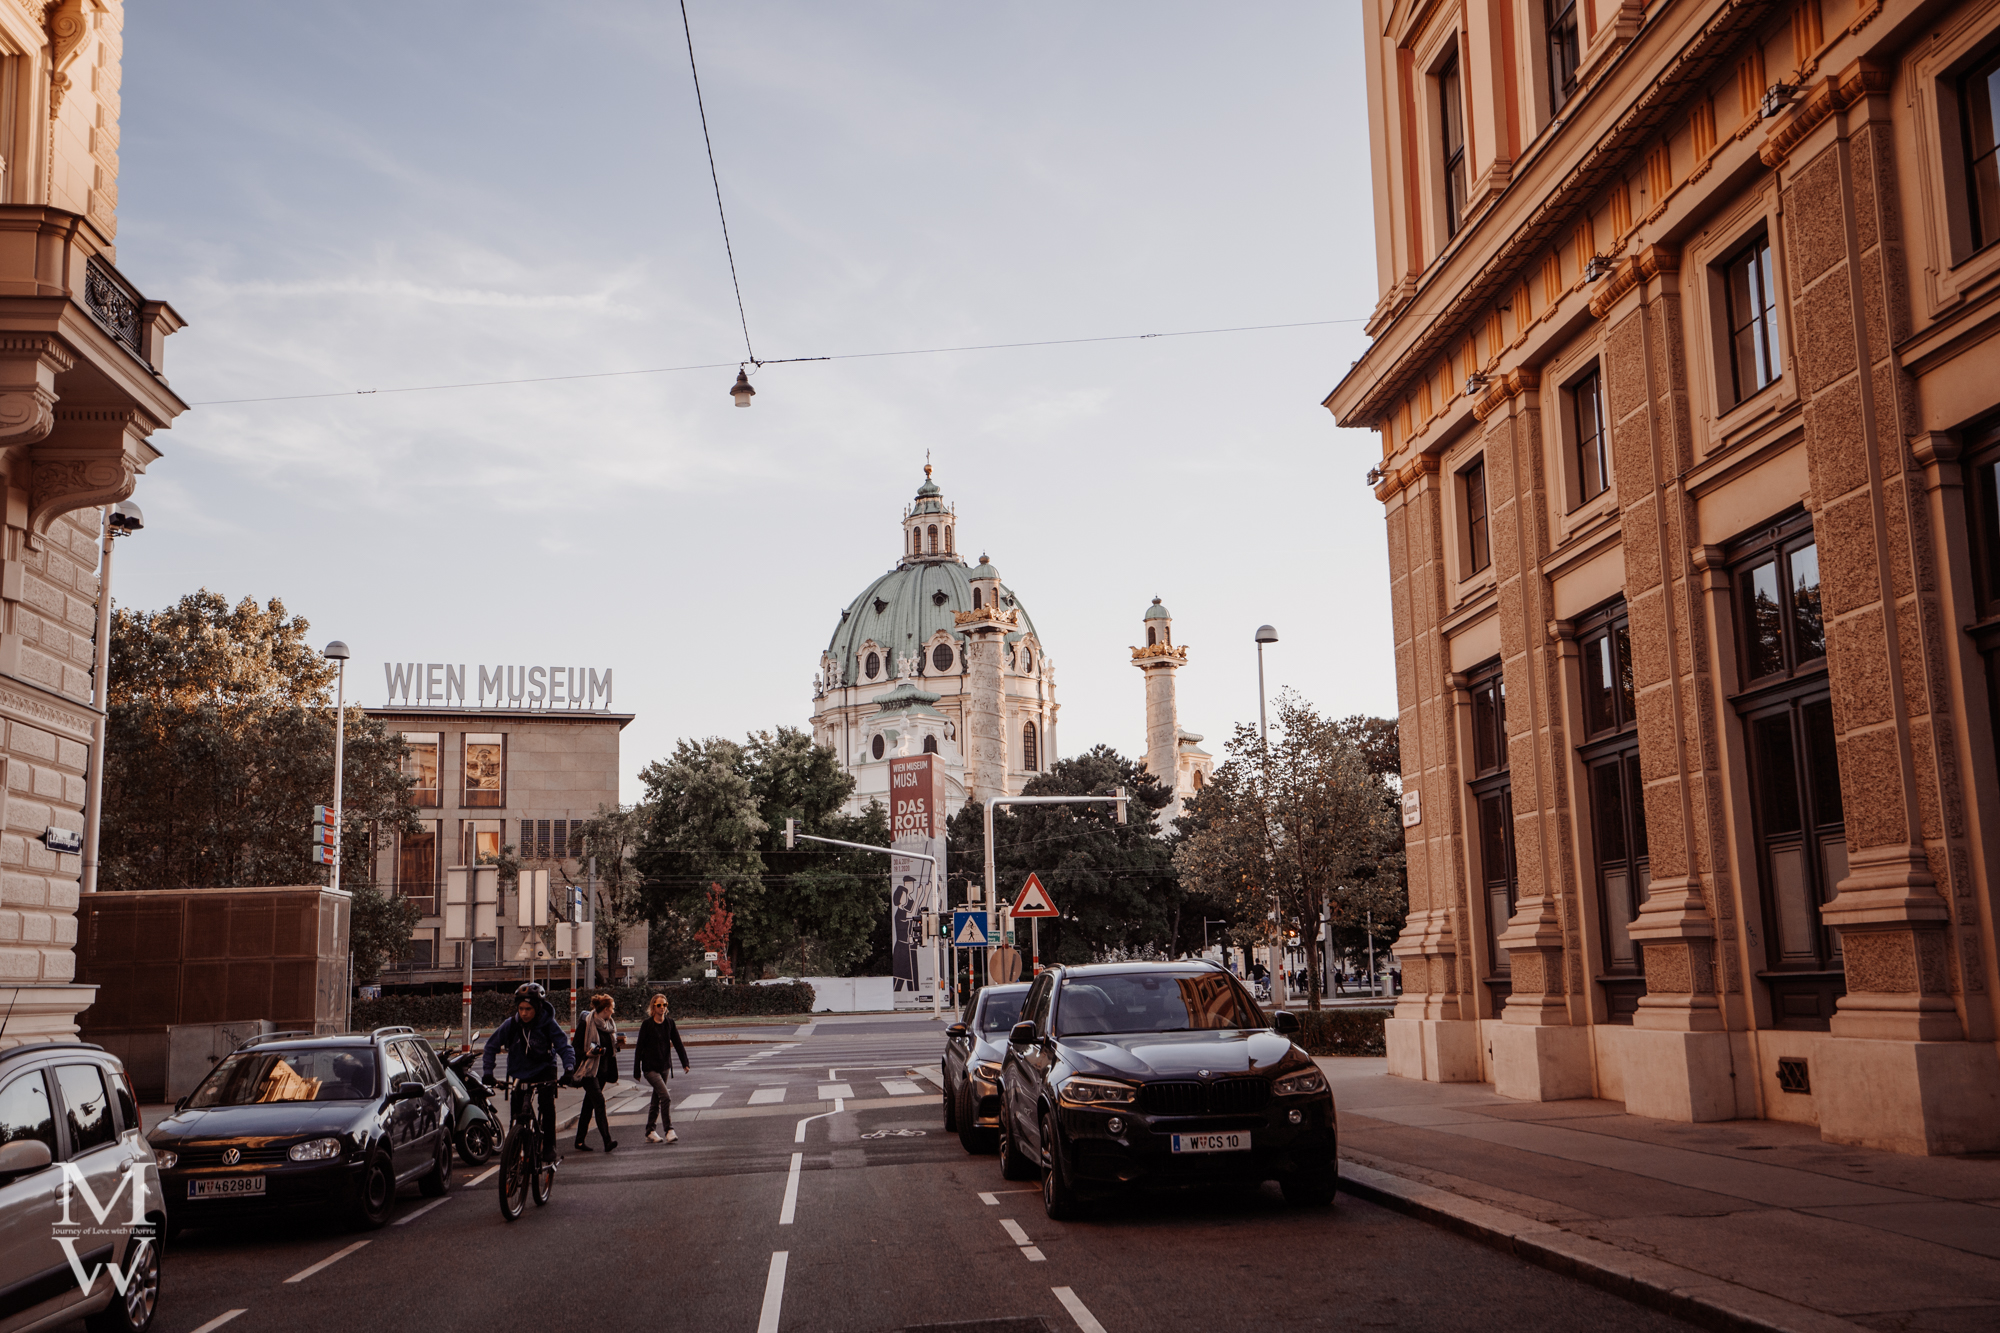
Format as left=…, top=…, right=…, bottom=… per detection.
left=730, top=366, right=756, bottom=407
left=81, top=502, right=143, bottom=896
left=323, top=641, right=350, bottom=896
left=1254, top=624, right=1286, bottom=1009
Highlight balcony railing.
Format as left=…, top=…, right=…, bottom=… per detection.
left=82, top=255, right=148, bottom=367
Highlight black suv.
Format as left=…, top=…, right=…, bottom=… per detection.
left=148, top=1026, right=453, bottom=1234
left=996, top=961, right=1335, bottom=1218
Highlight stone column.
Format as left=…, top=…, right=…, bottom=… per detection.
left=963, top=630, right=1005, bottom=810
left=1143, top=659, right=1177, bottom=795
left=1380, top=454, right=1480, bottom=1082
left=1766, top=65, right=1997, bottom=1152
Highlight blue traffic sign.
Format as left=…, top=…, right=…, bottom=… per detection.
left=952, top=910, right=989, bottom=949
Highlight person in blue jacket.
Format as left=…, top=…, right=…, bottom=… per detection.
left=481, top=982, right=576, bottom=1162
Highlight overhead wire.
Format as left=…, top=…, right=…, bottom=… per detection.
left=678, top=0, right=756, bottom=367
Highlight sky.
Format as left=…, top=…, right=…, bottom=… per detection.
left=115, top=2, right=1388, bottom=803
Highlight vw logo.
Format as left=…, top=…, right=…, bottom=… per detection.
left=221, top=1147, right=241, bottom=1166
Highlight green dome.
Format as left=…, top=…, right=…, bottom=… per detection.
left=971, top=556, right=1000, bottom=581
left=1143, top=598, right=1172, bottom=620
left=826, top=562, right=1038, bottom=686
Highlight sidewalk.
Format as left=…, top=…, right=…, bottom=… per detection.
left=1317, top=1057, right=2000, bottom=1333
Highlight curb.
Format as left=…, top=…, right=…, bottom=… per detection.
left=1336, top=1160, right=1870, bottom=1333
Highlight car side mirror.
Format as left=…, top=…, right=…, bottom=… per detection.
left=1010, top=1021, right=1037, bottom=1046
left=392, top=1081, right=427, bottom=1102
left=0, top=1138, right=52, bottom=1181
left=173, top=1095, right=188, bottom=1113
left=946, top=1022, right=968, bottom=1038
left=1272, top=1011, right=1301, bottom=1035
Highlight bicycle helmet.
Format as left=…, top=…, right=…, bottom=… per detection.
left=513, top=982, right=547, bottom=1003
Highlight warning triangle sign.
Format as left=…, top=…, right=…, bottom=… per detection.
left=1012, top=873, right=1058, bottom=918
left=953, top=913, right=989, bottom=948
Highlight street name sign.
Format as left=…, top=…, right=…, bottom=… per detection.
left=1011, top=873, right=1058, bottom=918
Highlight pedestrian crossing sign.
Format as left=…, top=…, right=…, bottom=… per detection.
left=952, top=909, right=990, bottom=948
left=1012, top=873, right=1058, bottom=918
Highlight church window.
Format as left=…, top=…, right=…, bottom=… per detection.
left=1192, top=768, right=1205, bottom=790
left=945, top=525, right=954, bottom=553
left=871, top=734, right=886, bottom=760
left=973, top=589, right=983, bottom=609
left=865, top=652, right=881, bottom=680
left=932, top=644, right=954, bottom=671
left=923, top=735, right=938, bottom=754
left=1147, top=628, right=1157, bottom=646
left=1022, top=648, right=1032, bottom=672
left=928, top=525, right=938, bottom=553
left=1023, top=721, right=1039, bottom=771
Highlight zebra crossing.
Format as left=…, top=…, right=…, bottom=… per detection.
left=665, top=1075, right=933, bottom=1112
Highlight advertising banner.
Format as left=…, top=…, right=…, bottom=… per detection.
left=889, top=755, right=947, bottom=994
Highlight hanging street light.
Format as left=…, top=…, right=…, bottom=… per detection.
left=730, top=366, right=756, bottom=407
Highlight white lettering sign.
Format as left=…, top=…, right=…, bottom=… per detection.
left=382, top=663, right=614, bottom=710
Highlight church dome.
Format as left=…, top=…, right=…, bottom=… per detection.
left=1144, top=597, right=1172, bottom=620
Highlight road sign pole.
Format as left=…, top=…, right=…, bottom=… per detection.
left=1031, top=917, right=1040, bottom=974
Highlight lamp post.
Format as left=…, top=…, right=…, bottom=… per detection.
left=322, top=641, right=351, bottom=895
left=1255, top=624, right=1285, bottom=1009
left=81, top=502, right=144, bottom=896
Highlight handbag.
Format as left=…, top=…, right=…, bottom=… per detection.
left=573, top=1021, right=602, bottom=1082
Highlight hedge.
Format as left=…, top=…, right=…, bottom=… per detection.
left=1294, top=1006, right=1390, bottom=1057
left=353, top=979, right=816, bottom=1031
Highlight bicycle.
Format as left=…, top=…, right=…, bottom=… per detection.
left=494, top=1078, right=559, bottom=1221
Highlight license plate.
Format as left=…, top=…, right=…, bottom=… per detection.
left=189, top=1175, right=265, bottom=1199
left=1170, top=1132, right=1249, bottom=1154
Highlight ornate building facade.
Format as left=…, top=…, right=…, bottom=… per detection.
left=1324, top=0, right=2000, bottom=1152
left=0, top=0, right=185, bottom=1046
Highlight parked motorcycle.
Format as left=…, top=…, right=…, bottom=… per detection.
left=435, top=1036, right=499, bottom=1166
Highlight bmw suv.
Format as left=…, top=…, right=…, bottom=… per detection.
left=147, top=1026, right=453, bottom=1234
left=996, top=961, right=1335, bottom=1218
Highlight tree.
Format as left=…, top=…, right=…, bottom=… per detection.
left=693, top=884, right=734, bottom=978
left=637, top=737, right=765, bottom=977
left=947, top=746, right=1177, bottom=966
left=101, top=591, right=421, bottom=984
left=1173, top=693, right=1400, bottom=1009
left=573, top=802, right=651, bottom=982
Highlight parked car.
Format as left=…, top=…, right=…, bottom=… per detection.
left=941, top=983, right=1031, bottom=1152
left=0, top=1040, right=163, bottom=1332
left=996, top=960, right=1336, bottom=1219
left=147, top=1026, right=453, bottom=1235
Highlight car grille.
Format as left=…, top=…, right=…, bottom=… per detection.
left=1138, top=1078, right=1269, bottom=1116
left=175, top=1143, right=293, bottom=1167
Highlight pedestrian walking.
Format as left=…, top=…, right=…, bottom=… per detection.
left=635, top=992, right=690, bottom=1144
left=573, top=992, right=622, bottom=1152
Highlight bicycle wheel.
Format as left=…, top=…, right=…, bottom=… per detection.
left=531, top=1138, right=555, bottom=1207
left=498, top=1125, right=530, bottom=1221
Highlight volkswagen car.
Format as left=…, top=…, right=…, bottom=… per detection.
left=941, top=982, right=1030, bottom=1152
left=147, top=1027, right=453, bottom=1235
left=996, top=961, right=1336, bottom=1218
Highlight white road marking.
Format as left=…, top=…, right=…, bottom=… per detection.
left=881, top=1079, right=922, bottom=1096
left=978, top=1192, right=999, bottom=1205
left=283, top=1239, right=371, bottom=1284
left=818, top=1083, right=853, bottom=1099
left=467, top=1164, right=500, bottom=1187
left=681, top=1092, right=722, bottom=1109
left=999, top=1218, right=1031, bottom=1245
left=188, top=1312, right=247, bottom=1333
left=1053, top=1287, right=1108, bottom=1333
left=757, top=1251, right=789, bottom=1333
left=749, top=1087, right=788, bottom=1105
left=794, top=1022, right=817, bottom=1037
left=779, top=1151, right=802, bottom=1224
left=794, top=1101, right=844, bottom=1143
left=393, top=1196, right=451, bottom=1225
left=1022, top=1246, right=1047, bottom=1262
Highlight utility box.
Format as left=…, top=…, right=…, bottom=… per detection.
left=77, top=887, right=351, bottom=1099
left=165, top=1020, right=275, bottom=1104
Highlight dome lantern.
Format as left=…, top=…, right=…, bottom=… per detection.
left=900, top=464, right=958, bottom=566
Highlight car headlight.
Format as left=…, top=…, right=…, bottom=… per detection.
left=288, top=1137, right=343, bottom=1162
left=1273, top=1068, right=1328, bottom=1097
left=973, top=1061, right=1003, bottom=1083
left=1058, top=1077, right=1137, bottom=1107
left=153, top=1150, right=177, bottom=1170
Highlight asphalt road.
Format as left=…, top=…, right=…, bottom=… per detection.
left=137, top=1014, right=1694, bottom=1333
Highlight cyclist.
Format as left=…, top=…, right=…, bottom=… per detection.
left=481, top=982, right=576, bottom=1163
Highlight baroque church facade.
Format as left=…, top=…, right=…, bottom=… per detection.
left=811, top=470, right=1210, bottom=820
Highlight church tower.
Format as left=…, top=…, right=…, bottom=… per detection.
left=957, top=554, right=1013, bottom=809
left=1132, top=598, right=1187, bottom=805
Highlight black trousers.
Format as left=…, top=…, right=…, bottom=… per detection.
left=577, top=1076, right=612, bottom=1147
left=510, top=1081, right=558, bottom=1160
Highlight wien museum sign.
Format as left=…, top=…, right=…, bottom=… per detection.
left=382, top=661, right=615, bottom=710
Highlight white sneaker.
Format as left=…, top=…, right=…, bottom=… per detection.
left=646, top=1130, right=663, bottom=1143
left=664, top=1129, right=679, bottom=1144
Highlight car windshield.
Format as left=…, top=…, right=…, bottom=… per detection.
left=978, top=990, right=1028, bottom=1033
left=187, top=1048, right=378, bottom=1107
left=1054, top=971, right=1260, bottom=1037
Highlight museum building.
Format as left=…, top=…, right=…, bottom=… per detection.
left=1323, top=0, right=2000, bottom=1152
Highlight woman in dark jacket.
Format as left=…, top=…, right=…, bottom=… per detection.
left=634, top=993, right=690, bottom=1144
left=573, top=993, right=621, bottom=1151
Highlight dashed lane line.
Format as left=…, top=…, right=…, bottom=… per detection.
left=188, top=1312, right=247, bottom=1333
left=1053, top=1287, right=1108, bottom=1333
left=749, top=1087, right=788, bottom=1104
left=681, top=1092, right=722, bottom=1109
left=468, top=1164, right=501, bottom=1187
left=818, top=1083, right=854, bottom=1099
left=779, top=1152, right=802, bottom=1224
left=393, top=1196, right=451, bottom=1225
left=881, top=1079, right=923, bottom=1097
left=794, top=1100, right=844, bottom=1143
left=282, top=1240, right=370, bottom=1284
left=757, top=1251, right=789, bottom=1333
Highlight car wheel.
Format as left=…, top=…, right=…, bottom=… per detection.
left=1039, top=1108, right=1087, bottom=1221
left=458, top=1119, right=495, bottom=1167
left=419, top=1133, right=453, bottom=1198
left=349, top=1149, right=396, bottom=1230
left=1281, top=1164, right=1337, bottom=1207
left=997, top=1101, right=1035, bottom=1181
left=83, top=1219, right=161, bottom=1333
left=942, top=1071, right=958, bottom=1131
left=957, top=1086, right=992, bottom=1154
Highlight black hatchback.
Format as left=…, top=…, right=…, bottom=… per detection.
left=148, top=1027, right=454, bottom=1234
left=996, top=961, right=1335, bottom=1218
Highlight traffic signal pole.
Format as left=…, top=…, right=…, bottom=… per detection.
left=785, top=823, right=940, bottom=1013
left=982, top=789, right=1126, bottom=975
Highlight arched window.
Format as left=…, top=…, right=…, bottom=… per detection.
left=871, top=734, right=885, bottom=760
left=945, top=525, right=954, bottom=553
left=1022, top=648, right=1032, bottom=672
left=928, top=524, right=938, bottom=553
left=1023, top=721, right=1039, bottom=771
left=1192, top=768, right=1205, bottom=790
left=922, top=735, right=938, bottom=754
left=972, top=588, right=983, bottom=609
left=1147, top=627, right=1157, bottom=646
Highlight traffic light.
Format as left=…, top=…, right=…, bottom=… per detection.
left=784, top=817, right=797, bottom=850
left=311, top=805, right=336, bottom=865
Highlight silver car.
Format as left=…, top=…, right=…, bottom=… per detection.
left=0, top=1042, right=163, bottom=1332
